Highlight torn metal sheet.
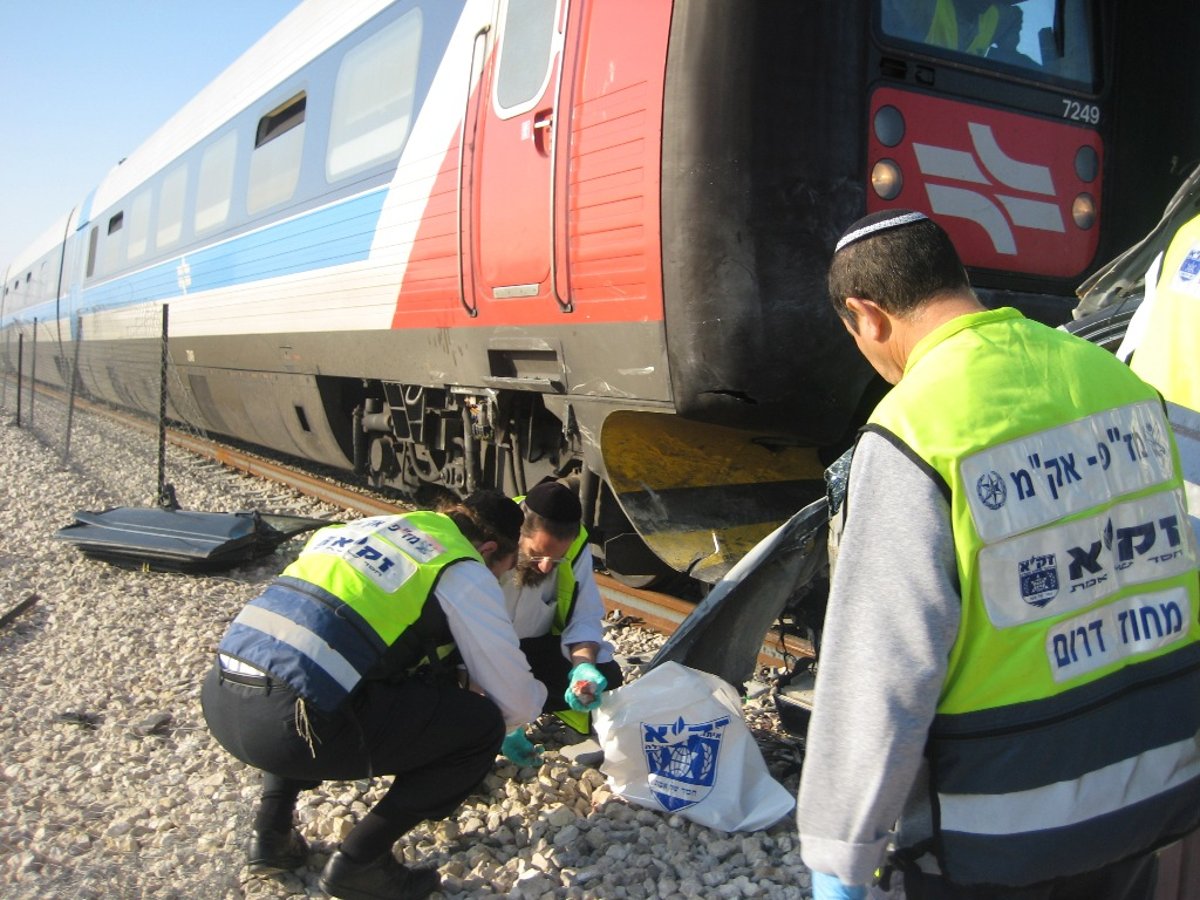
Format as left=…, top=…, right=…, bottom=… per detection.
left=54, top=507, right=330, bottom=573
left=645, top=494, right=830, bottom=692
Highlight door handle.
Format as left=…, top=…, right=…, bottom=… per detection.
left=532, top=110, right=553, bottom=155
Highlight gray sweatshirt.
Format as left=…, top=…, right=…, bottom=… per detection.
left=796, top=431, right=961, bottom=885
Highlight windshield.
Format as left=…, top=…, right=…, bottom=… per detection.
left=879, top=0, right=1098, bottom=92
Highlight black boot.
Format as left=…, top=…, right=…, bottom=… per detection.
left=319, top=849, right=440, bottom=900
left=245, top=826, right=308, bottom=874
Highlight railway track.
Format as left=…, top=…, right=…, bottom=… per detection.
left=8, top=376, right=814, bottom=669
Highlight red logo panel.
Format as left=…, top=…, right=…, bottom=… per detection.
left=869, top=86, right=1102, bottom=278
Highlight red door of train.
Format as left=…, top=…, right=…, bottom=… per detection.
left=473, top=0, right=566, bottom=316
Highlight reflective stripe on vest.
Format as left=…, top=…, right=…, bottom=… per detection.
left=867, top=307, right=1200, bottom=885
left=217, top=512, right=480, bottom=712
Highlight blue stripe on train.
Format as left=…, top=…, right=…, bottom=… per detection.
left=83, top=189, right=388, bottom=313
left=0, top=188, right=387, bottom=328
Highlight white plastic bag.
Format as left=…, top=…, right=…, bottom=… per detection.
left=594, top=661, right=795, bottom=831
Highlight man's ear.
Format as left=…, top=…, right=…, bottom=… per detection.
left=477, top=539, right=499, bottom=559
left=844, top=297, right=890, bottom=342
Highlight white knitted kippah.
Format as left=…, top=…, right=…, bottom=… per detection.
left=835, top=210, right=929, bottom=253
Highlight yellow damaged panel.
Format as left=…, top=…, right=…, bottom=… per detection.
left=634, top=521, right=788, bottom=581
left=601, top=410, right=825, bottom=492
left=601, top=410, right=828, bottom=581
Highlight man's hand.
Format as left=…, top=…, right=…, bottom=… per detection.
left=564, top=662, right=608, bottom=712
left=810, top=871, right=867, bottom=900
left=500, top=728, right=544, bottom=767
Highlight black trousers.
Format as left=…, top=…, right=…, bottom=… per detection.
left=901, top=852, right=1157, bottom=900
left=201, top=662, right=504, bottom=857
left=518, top=632, right=624, bottom=714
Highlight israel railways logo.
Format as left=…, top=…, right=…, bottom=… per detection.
left=1019, top=553, right=1059, bottom=607
left=642, top=715, right=729, bottom=812
left=915, top=123, right=1062, bottom=256
left=976, top=470, right=1007, bottom=510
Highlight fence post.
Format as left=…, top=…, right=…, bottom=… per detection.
left=156, top=304, right=176, bottom=509
left=62, top=316, right=84, bottom=466
left=14, top=333, right=23, bottom=427
left=1, top=329, right=8, bottom=408
left=28, top=318, right=37, bottom=431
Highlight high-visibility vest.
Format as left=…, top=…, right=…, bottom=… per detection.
left=867, top=306, right=1200, bottom=886
left=1132, top=213, right=1200, bottom=412
left=217, top=512, right=481, bottom=713
left=926, top=0, right=1000, bottom=54
left=1130, top=213, right=1200, bottom=544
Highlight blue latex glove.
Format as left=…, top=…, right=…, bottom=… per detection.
left=811, top=870, right=867, bottom=900
left=564, top=662, right=608, bottom=711
left=500, top=728, right=543, bottom=767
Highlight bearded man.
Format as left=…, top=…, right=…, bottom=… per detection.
left=496, top=480, right=625, bottom=765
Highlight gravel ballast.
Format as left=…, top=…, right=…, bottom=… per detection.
left=0, top=398, right=845, bottom=899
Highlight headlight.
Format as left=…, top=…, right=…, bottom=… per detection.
left=871, top=160, right=904, bottom=201
left=1072, top=193, right=1096, bottom=230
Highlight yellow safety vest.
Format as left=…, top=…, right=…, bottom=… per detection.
left=1131, top=213, right=1200, bottom=411
left=867, top=307, right=1200, bottom=885
left=219, top=512, right=480, bottom=712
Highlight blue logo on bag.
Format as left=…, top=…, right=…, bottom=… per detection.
left=641, top=715, right=729, bottom=812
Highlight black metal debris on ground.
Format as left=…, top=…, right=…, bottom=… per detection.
left=53, top=507, right=331, bottom=573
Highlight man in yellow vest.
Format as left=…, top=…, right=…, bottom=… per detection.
left=498, top=480, right=624, bottom=764
left=203, top=490, right=543, bottom=900
left=796, top=210, right=1200, bottom=899
left=1124, top=210, right=1200, bottom=546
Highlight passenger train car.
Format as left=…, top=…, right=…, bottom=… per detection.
left=3, top=0, right=1198, bottom=583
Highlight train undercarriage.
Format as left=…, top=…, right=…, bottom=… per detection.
left=351, top=380, right=686, bottom=586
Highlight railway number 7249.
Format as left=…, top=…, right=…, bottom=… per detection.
left=1062, top=99, right=1101, bottom=125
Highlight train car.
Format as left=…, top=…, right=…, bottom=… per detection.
left=3, top=0, right=1198, bottom=584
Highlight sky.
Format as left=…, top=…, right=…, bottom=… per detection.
left=0, top=1, right=304, bottom=270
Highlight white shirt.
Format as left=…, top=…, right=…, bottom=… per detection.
left=436, top=561, right=547, bottom=729
left=500, top=545, right=615, bottom=661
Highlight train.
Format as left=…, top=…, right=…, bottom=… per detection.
left=3, top=0, right=1199, bottom=585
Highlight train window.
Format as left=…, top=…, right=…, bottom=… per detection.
left=127, top=188, right=152, bottom=261
left=494, top=0, right=556, bottom=113
left=195, top=131, right=238, bottom=233
left=98, top=212, right=125, bottom=276
left=256, top=92, right=307, bottom=147
left=158, top=164, right=188, bottom=248
left=327, top=9, right=422, bottom=182
left=86, top=226, right=99, bottom=278
left=878, top=0, right=1097, bottom=91
left=248, top=92, right=306, bottom=214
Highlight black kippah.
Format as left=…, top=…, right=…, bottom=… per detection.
left=523, top=481, right=582, bottom=524
left=464, top=489, right=524, bottom=544
left=835, top=209, right=928, bottom=253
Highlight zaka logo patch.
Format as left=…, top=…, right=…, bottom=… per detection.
left=1177, top=246, right=1200, bottom=287
left=1019, top=553, right=1059, bottom=608
left=641, top=715, right=729, bottom=812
